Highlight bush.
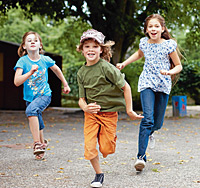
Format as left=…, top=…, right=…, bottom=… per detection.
left=122, top=60, right=144, bottom=110
left=170, top=60, right=200, bottom=104
left=62, top=62, right=83, bottom=107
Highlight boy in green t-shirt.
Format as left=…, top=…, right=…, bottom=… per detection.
left=77, top=29, right=144, bottom=188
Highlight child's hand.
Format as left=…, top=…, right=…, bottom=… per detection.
left=116, top=63, right=125, bottom=70
left=63, top=85, right=71, bottom=94
left=127, top=110, right=144, bottom=120
left=84, top=102, right=101, bottom=114
left=160, top=70, right=171, bottom=75
left=30, top=65, right=38, bottom=75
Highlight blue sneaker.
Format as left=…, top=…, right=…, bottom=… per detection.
left=90, top=173, right=104, bottom=188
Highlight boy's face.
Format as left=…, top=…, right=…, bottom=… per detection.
left=82, top=39, right=102, bottom=65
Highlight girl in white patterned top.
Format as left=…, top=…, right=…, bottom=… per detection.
left=117, top=14, right=182, bottom=172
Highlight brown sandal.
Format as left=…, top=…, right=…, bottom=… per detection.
left=35, top=152, right=45, bottom=160
left=34, top=139, right=49, bottom=160
left=33, top=142, right=45, bottom=155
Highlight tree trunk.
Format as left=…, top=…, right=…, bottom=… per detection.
left=112, top=34, right=124, bottom=65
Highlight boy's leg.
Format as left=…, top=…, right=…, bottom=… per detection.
left=84, top=112, right=100, bottom=160
left=97, top=112, right=118, bottom=158
left=90, top=155, right=103, bottom=174
left=84, top=112, right=104, bottom=187
left=90, top=155, right=104, bottom=187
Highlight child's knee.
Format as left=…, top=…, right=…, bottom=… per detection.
left=84, top=148, right=98, bottom=160
left=25, top=104, right=39, bottom=117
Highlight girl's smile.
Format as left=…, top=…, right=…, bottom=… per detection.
left=146, top=18, right=164, bottom=43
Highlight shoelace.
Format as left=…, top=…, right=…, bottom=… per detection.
left=138, top=154, right=145, bottom=160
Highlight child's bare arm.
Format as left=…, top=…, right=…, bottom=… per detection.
left=50, top=64, right=71, bottom=94
left=122, top=82, right=144, bottom=120
left=14, top=65, right=38, bottom=87
left=116, top=49, right=144, bottom=70
left=160, top=51, right=182, bottom=75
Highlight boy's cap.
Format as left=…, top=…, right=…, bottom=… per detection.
left=80, top=29, right=105, bottom=44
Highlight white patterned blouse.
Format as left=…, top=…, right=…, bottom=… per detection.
left=138, top=37, right=177, bottom=95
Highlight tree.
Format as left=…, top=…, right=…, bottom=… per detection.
left=0, top=0, right=199, bottom=64
left=0, top=7, right=90, bottom=63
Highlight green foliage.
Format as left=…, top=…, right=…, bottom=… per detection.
left=1, top=0, right=199, bottom=64
left=0, top=8, right=90, bottom=60
left=170, top=60, right=200, bottom=104
left=62, top=62, right=83, bottom=107
left=64, top=62, right=83, bottom=98
left=122, top=60, right=144, bottom=110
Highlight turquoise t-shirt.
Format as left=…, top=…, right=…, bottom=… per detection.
left=14, top=55, right=55, bottom=102
left=77, top=59, right=126, bottom=112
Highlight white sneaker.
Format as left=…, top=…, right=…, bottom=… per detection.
left=149, top=134, right=155, bottom=149
left=134, top=158, right=146, bottom=171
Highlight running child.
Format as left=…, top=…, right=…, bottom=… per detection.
left=117, top=14, right=183, bottom=171
left=77, top=29, right=144, bottom=187
left=14, top=31, right=71, bottom=160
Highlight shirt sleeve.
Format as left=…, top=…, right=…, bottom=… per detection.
left=77, top=71, right=85, bottom=98
left=168, top=39, right=177, bottom=54
left=14, top=57, right=24, bottom=71
left=42, top=55, right=55, bottom=68
left=103, top=62, right=125, bottom=90
left=139, top=37, right=147, bottom=52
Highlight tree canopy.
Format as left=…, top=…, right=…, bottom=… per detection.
left=0, top=0, right=199, bottom=64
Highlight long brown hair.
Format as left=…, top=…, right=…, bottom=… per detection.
left=76, top=39, right=115, bottom=63
left=144, top=14, right=183, bottom=86
left=18, top=31, right=44, bottom=57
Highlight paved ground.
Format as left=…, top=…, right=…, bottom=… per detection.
left=0, top=106, right=200, bottom=188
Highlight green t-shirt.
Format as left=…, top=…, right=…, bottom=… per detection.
left=77, top=58, right=126, bottom=112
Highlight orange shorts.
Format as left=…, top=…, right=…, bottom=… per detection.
left=84, top=112, right=118, bottom=160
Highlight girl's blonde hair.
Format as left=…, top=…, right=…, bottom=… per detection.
left=76, top=39, right=115, bottom=63
left=144, top=14, right=184, bottom=86
left=18, top=31, right=44, bottom=57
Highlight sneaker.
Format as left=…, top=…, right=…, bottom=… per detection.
left=134, top=158, right=146, bottom=171
left=149, top=134, right=155, bottom=149
left=90, top=173, right=104, bottom=188
left=33, top=142, right=45, bottom=155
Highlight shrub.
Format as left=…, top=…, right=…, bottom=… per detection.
left=122, top=60, right=144, bottom=110
left=170, top=60, right=200, bottom=104
left=62, top=62, right=83, bottom=107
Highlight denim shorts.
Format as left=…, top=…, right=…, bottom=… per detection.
left=25, top=95, right=51, bottom=130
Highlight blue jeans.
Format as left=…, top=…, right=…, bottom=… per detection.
left=26, top=96, right=51, bottom=130
left=137, top=88, right=169, bottom=161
